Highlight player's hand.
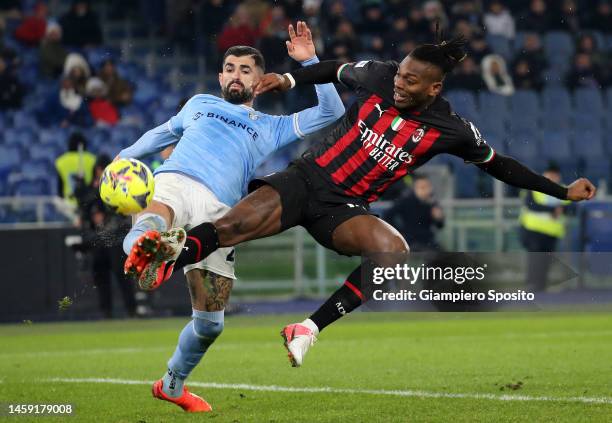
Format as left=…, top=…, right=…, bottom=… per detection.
left=255, top=73, right=292, bottom=95
left=566, top=178, right=596, bottom=201
left=286, top=20, right=315, bottom=62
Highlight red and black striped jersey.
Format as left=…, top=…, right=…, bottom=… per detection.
left=299, top=60, right=496, bottom=203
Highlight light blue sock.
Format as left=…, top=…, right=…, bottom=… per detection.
left=122, top=213, right=167, bottom=255
left=162, top=309, right=225, bottom=397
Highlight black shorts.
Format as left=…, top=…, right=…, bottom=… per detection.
left=249, top=161, right=372, bottom=254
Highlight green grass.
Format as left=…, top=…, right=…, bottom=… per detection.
left=1, top=312, right=611, bottom=422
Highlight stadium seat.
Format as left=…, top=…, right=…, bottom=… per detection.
left=544, top=31, right=574, bottom=67
left=0, top=145, right=22, bottom=171
left=541, top=88, right=572, bottom=130
left=12, top=110, right=39, bottom=130
left=133, top=79, right=159, bottom=106
left=509, top=90, right=540, bottom=132
left=506, top=129, right=540, bottom=165
left=574, top=88, right=604, bottom=119
left=445, top=90, right=479, bottom=122
left=579, top=157, right=610, bottom=186
left=28, top=144, right=59, bottom=163
left=10, top=177, right=51, bottom=196
left=477, top=92, right=508, bottom=138
left=485, top=34, right=512, bottom=60
left=573, top=128, right=605, bottom=160
left=3, top=128, right=37, bottom=150
left=541, top=130, right=572, bottom=161
left=21, top=160, right=54, bottom=180
left=580, top=203, right=612, bottom=264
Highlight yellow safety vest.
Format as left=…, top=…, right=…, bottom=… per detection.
left=55, top=151, right=96, bottom=203
left=519, top=191, right=570, bottom=238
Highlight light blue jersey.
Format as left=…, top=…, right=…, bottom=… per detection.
left=119, top=57, right=344, bottom=206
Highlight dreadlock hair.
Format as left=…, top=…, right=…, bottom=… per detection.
left=409, top=35, right=468, bottom=77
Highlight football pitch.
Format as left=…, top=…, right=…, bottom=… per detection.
left=1, top=312, right=611, bottom=422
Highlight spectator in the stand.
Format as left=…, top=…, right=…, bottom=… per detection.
left=384, top=175, right=445, bottom=252
left=73, top=154, right=137, bottom=318
left=483, top=0, right=515, bottom=39
left=39, top=22, right=68, bottom=79
left=59, top=0, right=103, bottom=48
left=359, top=35, right=385, bottom=61
left=466, top=34, right=493, bottom=63
left=86, top=77, right=119, bottom=126
left=406, top=6, right=430, bottom=43
left=37, top=76, right=93, bottom=128
left=384, top=17, right=412, bottom=58
left=453, top=19, right=478, bottom=41
left=553, top=0, right=581, bottom=33
left=512, top=58, right=544, bottom=91
left=55, top=132, right=97, bottom=204
left=482, top=54, right=515, bottom=96
left=98, top=59, right=133, bottom=107
left=217, top=4, right=260, bottom=53
left=585, top=1, right=611, bottom=33
left=322, top=0, right=346, bottom=35
left=14, top=2, right=48, bottom=46
left=511, top=32, right=547, bottom=91
left=258, top=5, right=291, bottom=72
left=445, top=56, right=486, bottom=92
left=0, top=57, right=23, bottom=110
left=566, top=52, right=608, bottom=90
left=517, top=0, right=552, bottom=33
left=358, top=4, right=387, bottom=37
left=576, top=34, right=610, bottom=75
left=0, top=0, right=22, bottom=20
left=63, top=53, right=91, bottom=95
left=448, top=1, right=481, bottom=27
left=325, top=19, right=360, bottom=61
left=422, top=0, right=449, bottom=35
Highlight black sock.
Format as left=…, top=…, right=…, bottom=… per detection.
left=309, top=265, right=364, bottom=332
left=173, top=222, right=220, bottom=271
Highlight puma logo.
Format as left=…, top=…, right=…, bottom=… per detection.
left=183, top=246, right=189, bottom=251
left=374, top=103, right=387, bottom=118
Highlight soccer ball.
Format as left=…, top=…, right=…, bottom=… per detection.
left=99, top=158, right=154, bottom=215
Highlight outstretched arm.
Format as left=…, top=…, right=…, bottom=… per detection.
left=118, top=121, right=181, bottom=159
left=271, top=21, right=345, bottom=147
left=477, top=153, right=596, bottom=201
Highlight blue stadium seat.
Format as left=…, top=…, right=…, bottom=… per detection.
left=509, top=90, right=540, bottom=132
left=133, top=79, right=159, bottom=106
left=445, top=90, right=479, bottom=122
left=485, top=34, right=512, bottom=60
left=506, top=129, right=540, bottom=165
left=454, top=163, right=480, bottom=198
left=477, top=92, right=508, bottom=137
left=28, top=144, right=59, bottom=163
left=0, top=145, right=22, bottom=172
left=541, top=130, right=572, bottom=160
left=3, top=128, right=37, bottom=150
left=513, top=32, right=527, bottom=53
left=484, top=134, right=506, bottom=155
left=573, top=128, right=605, bottom=160
left=544, top=31, right=574, bottom=67
left=541, top=88, right=572, bottom=130
left=161, top=92, right=183, bottom=110
left=21, top=160, right=54, bottom=179
left=580, top=202, right=612, bottom=255
left=38, top=128, right=68, bottom=150
left=579, top=157, right=609, bottom=186
left=574, top=88, right=604, bottom=119
left=12, top=110, right=39, bottom=130
left=10, top=178, right=51, bottom=196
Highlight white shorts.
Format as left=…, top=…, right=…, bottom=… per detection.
left=152, top=172, right=236, bottom=279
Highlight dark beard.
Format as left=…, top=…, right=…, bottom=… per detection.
left=222, top=84, right=254, bottom=104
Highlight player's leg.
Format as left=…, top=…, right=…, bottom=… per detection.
left=134, top=165, right=309, bottom=287
left=283, top=214, right=408, bottom=366
left=153, top=268, right=232, bottom=412
left=308, top=215, right=408, bottom=329
left=173, top=184, right=283, bottom=269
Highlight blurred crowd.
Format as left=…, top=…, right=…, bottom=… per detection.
left=0, top=0, right=610, bottom=125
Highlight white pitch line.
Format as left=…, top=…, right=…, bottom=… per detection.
left=44, top=377, right=612, bottom=405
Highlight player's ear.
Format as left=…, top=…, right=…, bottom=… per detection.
left=218, top=72, right=223, bottom=88
left=429, top=81, right=443, bottom=97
